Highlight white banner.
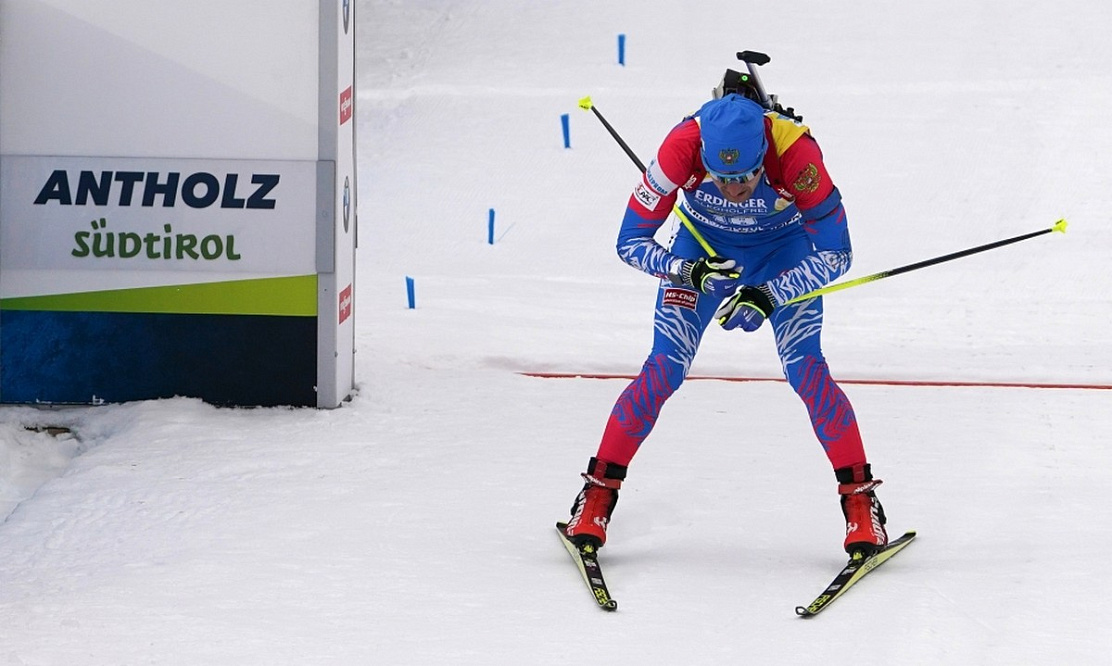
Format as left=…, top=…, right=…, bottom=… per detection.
left=1, top=155, right=318, bottom=279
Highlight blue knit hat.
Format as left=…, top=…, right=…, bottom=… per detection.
left=697, top=94, right=768, bottom=176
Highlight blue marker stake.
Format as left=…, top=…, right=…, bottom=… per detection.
left=561, top=113, right=570, bottom=149
left=488, top=208, right=496, bottom=245
left=618, top=34, right=626, bottom=66
left=405, top=276, right=415, bottom=309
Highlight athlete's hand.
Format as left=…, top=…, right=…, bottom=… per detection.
left=678, top=257, right=741, bottom=298
left=716, top=284, right=777, bottom=332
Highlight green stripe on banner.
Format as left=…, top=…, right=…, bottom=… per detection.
left=0, top=275, right=317, bottom=316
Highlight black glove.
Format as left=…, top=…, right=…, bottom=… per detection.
left=715, top=284, right=777, bottom=331
left=676, top=257, right=741, bottom=297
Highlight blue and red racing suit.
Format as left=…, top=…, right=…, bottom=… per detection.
left=595, top=108, right=868, bottom=471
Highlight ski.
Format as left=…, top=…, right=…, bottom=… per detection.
left=555, top=521, right=618, bottom=611
left=795, top=530, right=917, bottom=618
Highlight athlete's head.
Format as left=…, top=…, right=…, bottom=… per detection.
left=697, top=94, right=767, bottom=203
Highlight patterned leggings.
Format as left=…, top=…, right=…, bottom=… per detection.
left=595, top=280, right=866, bottom=471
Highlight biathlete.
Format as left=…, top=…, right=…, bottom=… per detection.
left=562, top=89, right=890, bottom=557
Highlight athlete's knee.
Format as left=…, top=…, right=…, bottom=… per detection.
left=783, top=355, right=832, bottom=397
left=610, top=353, right=686, bottom=437
left=640, top=352, right=687, bottom=397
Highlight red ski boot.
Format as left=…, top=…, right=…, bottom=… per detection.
left=563, top=457, right=626, bottom=548
left=836, top=463, right=888, bottom=557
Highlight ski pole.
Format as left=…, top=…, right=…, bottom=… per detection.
left=670, top=206, right=718, bottom=258
left=782, top=219, right=1069, bottom=304
left=578, top=96, right=718, bottom=257
left=578, top=96, right=645, bottom=172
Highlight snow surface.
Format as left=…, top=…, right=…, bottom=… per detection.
left=4, top=0, right=1112, bottom=663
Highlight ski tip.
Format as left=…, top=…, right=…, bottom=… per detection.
left=578, top=96, right=593, bottom=111
left=794, top=606, right=813, bottom=618
left=603, top=600, right=618, bottom=612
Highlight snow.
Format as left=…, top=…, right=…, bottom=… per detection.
left=3, top=0, right=1112, bottom=663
